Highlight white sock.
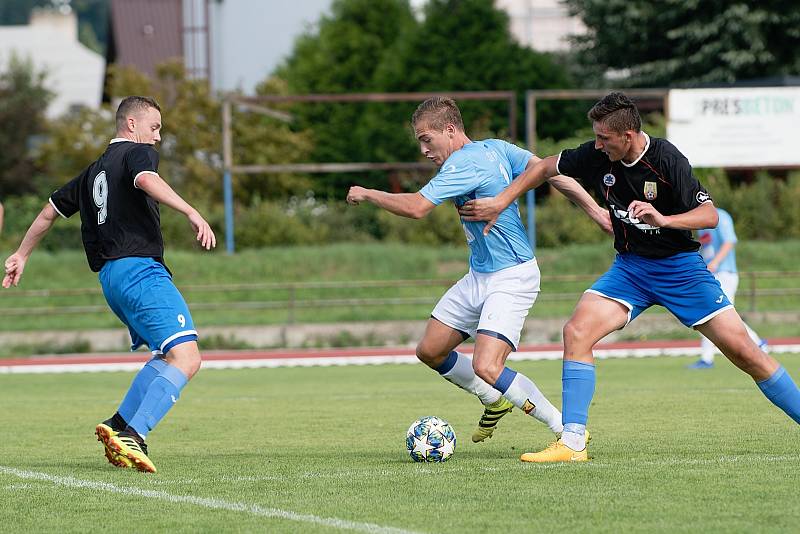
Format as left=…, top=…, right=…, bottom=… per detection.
left=561, top=423, right=586, bottom=450
left=699, top=335, right=715, bottom=364
left=439, top=352, right=501, bottom=405
left=498, top=370, right=563, bottom=434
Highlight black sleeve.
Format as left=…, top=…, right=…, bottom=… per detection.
left=49, top=174, right=83, bottom=218
left=668, top=149, right=713, bottom=211
left=126, top=145, right=160, bottom=183
left=556, top=141, right=600, bottom=185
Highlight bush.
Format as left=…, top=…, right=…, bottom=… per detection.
left=5, top=170, right=798, bottom=252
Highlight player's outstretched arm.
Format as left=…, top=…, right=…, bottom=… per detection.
left=548, top=175, right=612, bottom=235
left=346, top=186, right=435, bottom=219
left=135, top=172, right=216, bottom=250
left=628, top=200, right=718, bottom=230
left=458, top=155, right=559, bottom=235
left=3, top=203, right=59, bottom=288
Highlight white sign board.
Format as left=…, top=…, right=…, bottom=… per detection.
left=667, top=87, right=800, bottom=168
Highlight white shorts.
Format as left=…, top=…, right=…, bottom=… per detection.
left=715, top=271, right=738, bottom=303
left=431, top=259, right=540, bottom=350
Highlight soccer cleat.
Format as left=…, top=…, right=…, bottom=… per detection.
left=687, top=359, right=714, bottom=370
left=472, top=397, right=514, bottom=443
left=520, top=430, right=591, bottom=463
left=95, top=422, right=131, bottom=468
left=107, top=431, right=157, bottom=473
left=520, top=438, right=588, bottom=463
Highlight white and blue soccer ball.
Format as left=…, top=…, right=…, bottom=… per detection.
left=406, top=416, right=456, bottom=462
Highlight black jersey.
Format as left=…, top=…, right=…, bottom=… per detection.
left=557, top=134, right=712, bottom=258
left=49, top=140, right=164, bottom=272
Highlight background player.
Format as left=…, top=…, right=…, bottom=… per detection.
left=347, top=97, right=610, bottom=444
left=459, top=91, right=800, bottom=462
left=689, top=206, right=766, bottom=369
left=3, top=96, right=216, bottom=472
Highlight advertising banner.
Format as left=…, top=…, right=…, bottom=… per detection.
left=667, top=87, right=800, bottom=168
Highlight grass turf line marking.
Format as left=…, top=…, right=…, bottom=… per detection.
left=0, top=466, right=421, bottom=534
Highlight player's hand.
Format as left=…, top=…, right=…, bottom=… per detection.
left=346, top=186, right=370, bottom=205
left=707, top=260, right=719, bottom=273
left=3, top=252, right=26, bottom=288
left=627, top=200, right=668, bottom=227
left=593, top=208, right=613, bottom=235
left=458, top=197, right=503, bottom=235
left=187, top=211, right=216, bottom=250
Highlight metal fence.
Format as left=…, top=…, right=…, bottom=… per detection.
left=2, top=272, right=798, bottom=324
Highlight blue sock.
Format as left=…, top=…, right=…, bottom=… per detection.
left=493, top=367, right=517, bottom=394
left=562, top=360, right=596, bottom=431
left=127, top=364, right=189, bottom=438
left=435, top=351, right=459, bottom=375
left=757, top=367, right=800, bottom=424
left=117, top=357, right=168, bottom=423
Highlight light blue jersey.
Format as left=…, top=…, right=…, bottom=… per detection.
left=698, top=208, right=738, bottom=273
left=419, top=139, right=534, bottom=273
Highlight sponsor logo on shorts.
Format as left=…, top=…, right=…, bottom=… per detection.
left=716, top=295, right=724, bottom=304
left=603, top=173, right=616, bottom=186
left=644, top=181, right=657, bottom=200
left=696, top=191, right=711, bottom=203
left=522, top=399, right=536, bottom=414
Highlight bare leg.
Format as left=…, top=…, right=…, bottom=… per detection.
left=559, top=293, right=629, bottom=449
left=416, top=318, right=501, bottom=405
left=695, top=309, right=777, bottom=381
left=472, top=333, right=562, bottom=433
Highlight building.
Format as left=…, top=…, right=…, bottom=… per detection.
left=495, top=0, right=585, bottom=52
left=0, top=9, right=105, bottom=117
left=104, top=0, right=583, bottom=97
left=106, top=0, right=333, bottom=95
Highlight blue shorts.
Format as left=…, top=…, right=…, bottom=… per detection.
left=587, top=252, right=733, bottom=328
left=99, top=257, right=198, bottom=354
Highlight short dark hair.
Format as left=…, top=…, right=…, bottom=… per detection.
left=588, top=92, right=641, bottom=133
left=412, top=97, right=464, bottom=131
left=116, top=96, right=161, bottom=132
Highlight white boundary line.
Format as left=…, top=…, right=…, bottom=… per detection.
left=2, top=344, right=799, bottom=374
left=0, top=466, right=420, bottom=534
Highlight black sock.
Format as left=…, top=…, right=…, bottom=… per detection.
left=104, top=412, right=128, bottom=432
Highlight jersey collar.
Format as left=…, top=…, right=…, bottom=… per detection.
left=109, top=137, right=132, bottom=144
left=621, top=132, right=650, bottom=168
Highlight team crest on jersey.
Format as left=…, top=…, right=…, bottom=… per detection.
left=643, top=181, right=657, bottom=200
left=603, top=173, right=616, bottom=186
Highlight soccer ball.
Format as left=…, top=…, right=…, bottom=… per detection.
left=406, top=416, right=456, bottom=462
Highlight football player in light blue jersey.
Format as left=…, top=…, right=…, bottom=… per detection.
left=347, top=97, right=610, bottom=445
left=689, top=207, right=765, bottom=368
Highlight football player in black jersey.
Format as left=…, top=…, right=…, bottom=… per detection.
left=459, top=92, right=800, bottom=462
left=3, top=96, right=216, bottom=472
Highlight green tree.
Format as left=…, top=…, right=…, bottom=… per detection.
left=39, top=61, right=312, bottom=206
left=0, top=0, right=48, bottom=25
left=275, top=0, right=417, bottom=195
left=0, top=54, right=52, bottom=196
left=565, top=0, right=800, bottom=87
left=370, top=0, right=575, bottom=157
left=277, top=0, right=576, bottom=196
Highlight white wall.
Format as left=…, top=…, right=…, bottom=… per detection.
left=0, top=10, right=104, bottom=118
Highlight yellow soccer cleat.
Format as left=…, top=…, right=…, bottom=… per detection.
left=108, top=432, right=157, bottom=473
left=472, top=397, right=514, bottom=443
left=95, top=423, right=132, bottom=469
left=520, top=431, right=591, bottom=463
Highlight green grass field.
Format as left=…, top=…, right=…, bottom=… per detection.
left=2, top=355, right=799, bottom=532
